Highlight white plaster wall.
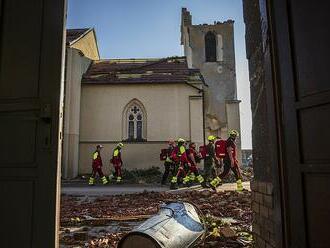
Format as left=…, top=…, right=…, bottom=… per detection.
left=62, top=48, right=91, bottom=179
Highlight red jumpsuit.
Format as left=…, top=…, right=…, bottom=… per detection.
left=91, top=151, right=105, bottom=178
left=171, top=145, right=190, bottom=178
left=220, top=137, right=242, bottom=180
left=187, top=147, right=200, bottom=175
left=111, top=148, right=123, bottom=177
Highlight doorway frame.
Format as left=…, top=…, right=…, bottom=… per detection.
left=55, top=0, right=291, bottom=247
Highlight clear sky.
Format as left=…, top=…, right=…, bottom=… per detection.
left=67, top=0, right=252, bottom=149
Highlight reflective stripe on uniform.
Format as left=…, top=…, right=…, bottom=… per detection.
left=166, top=157, right=172, bottom=162
left=210, top=177, right=221, bottom=187
left=89, top=177, right=95, bottom=185
left=93, top=152, right=98, bottom=160
left=179, top=146, right=185, bottom=154
left=236, top=179, right=243, bottom=191
left=197, top=175, right=204, bottom=183
left=113, top=149, right=119, bottom=157
left=101, top=176, right=108, bottom=184
left=183, top=176, right=190, bottom=184
left=189, top=173, right=196, bottom=181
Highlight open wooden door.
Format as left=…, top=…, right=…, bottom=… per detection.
left=271, top=0, right=330, bottom=247
left=0, top=0, right=66, bottom=247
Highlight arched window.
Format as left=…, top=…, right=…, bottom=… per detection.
left=123, top=99, right=147, bottom=141
left=205, top=31, right=217, bottom=62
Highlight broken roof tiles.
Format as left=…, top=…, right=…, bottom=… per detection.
left=82, top=57, right=201, bottom=85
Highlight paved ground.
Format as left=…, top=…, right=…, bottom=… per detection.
left=61, top=181, right=250, bottom=196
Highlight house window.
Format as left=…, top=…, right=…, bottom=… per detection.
left=205, top=31, right=217, bottom=62
left=124, top=101, right=146, bottom=141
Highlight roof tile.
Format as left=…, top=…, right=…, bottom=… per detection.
left=82, top=57, right=200, bottom=84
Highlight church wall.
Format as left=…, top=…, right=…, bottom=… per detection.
left=78, top=83, right=203, bottom=173
left=79, top=142, right=168, bottom=174
left=62, top=48, right=91, bottom=179
left=70, top=30, right=100, bottom=60
left=184, top=22, right=237, bottom=125
left=181, top=8, right=242, bottom=162
left=189, top=96, right=204, bottom=144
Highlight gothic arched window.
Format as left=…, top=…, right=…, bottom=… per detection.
left=205, top=31, right=217, bottom=62
left=123, top=99, right=147, bottom=141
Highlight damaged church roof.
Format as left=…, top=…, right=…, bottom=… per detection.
left=82, top=57, right=201, bottom=85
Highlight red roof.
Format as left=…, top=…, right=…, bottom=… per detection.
left=66, top=28, right=90, bottom=45
left=82, top=57, right=200, bottom=84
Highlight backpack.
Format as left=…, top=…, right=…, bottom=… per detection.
left=160, top=148, right=168, bottom=161
left=215, top=139, right=226, bottom=158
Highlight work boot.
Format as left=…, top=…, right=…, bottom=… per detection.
left=101, top=176, right=108, bottom=185
left=236, top=179, right=243, bottom=191
left=88, top=177, right=95, bottom=186
left=108, top=174, right=115, bottom=182
left=116, top=176, right=122, bottom=183
left=182, top=176, right=190, bottom=187
left=189, top=173, right=196, bottom=182
left=170, top=176, right=178, bottom=190
left=197, top=175, right=207, bottom=188
left=210, top=177, right=222, bottom=191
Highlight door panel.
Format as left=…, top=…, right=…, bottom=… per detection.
left=304, top=174, right=330, bottom=247
left=0, top=0, right=43, bottom=99
left=0, top=0, right=66, bottom=247
left=1, top=180, right=34, bottom=247
left=0, top=112, right=38, bottom=166
left=288, top=1, right=329, bottom=98
left=298, top=103, right=330, bottom=163
left=271, top=0, right=330, bottom=247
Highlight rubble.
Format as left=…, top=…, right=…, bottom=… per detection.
left=60, top=189, right=252, bottom=247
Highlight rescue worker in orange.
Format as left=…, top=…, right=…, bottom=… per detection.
left=89, top=145, right=108, bottom=185
left=170, top=138, right=190, bottom=189
left=161, top=140, right=176, bottom=185
left=210, top=130, right=243, bottom=191
left=110, top=143, right=124, bottom=183
left=186, top=142, right=206, bottom=187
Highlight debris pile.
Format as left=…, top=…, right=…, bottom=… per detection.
left=60, top=189, right=252, bottom=247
